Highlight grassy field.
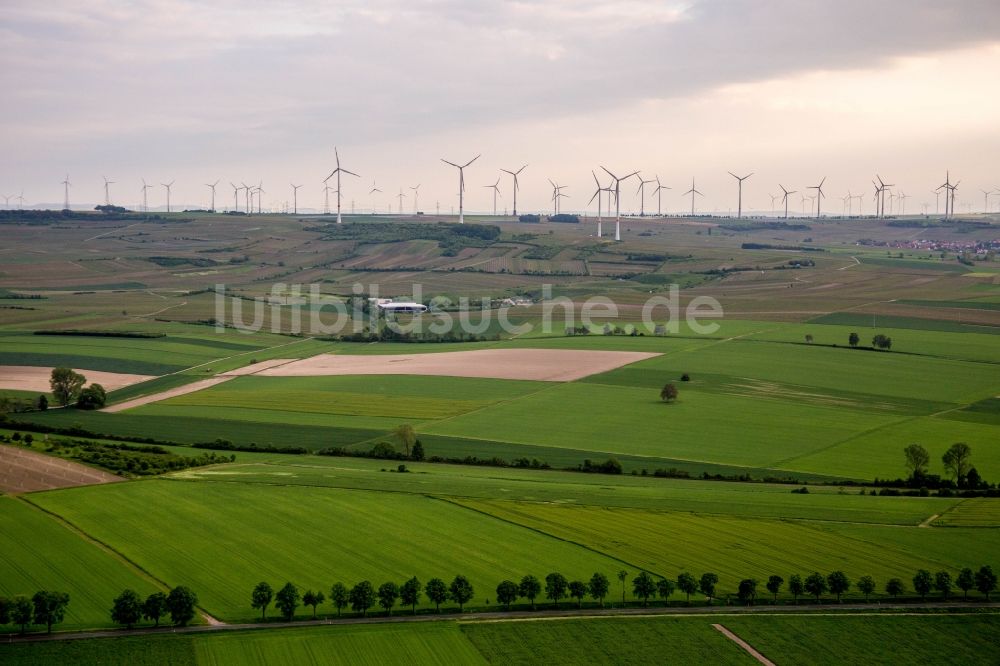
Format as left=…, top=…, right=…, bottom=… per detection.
left=25, top=480, right=626, bottom=622
left=461, top=616, right=752, bottom=665
left=453, top=499, right=998, bottom=600
left=722, top=614, right=1000, bottom=665
left=0, top=622, right=485, bottom=666
left=0, top=497, right=160, bottom=632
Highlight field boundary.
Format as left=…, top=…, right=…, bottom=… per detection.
left=712, top=623, right=776, bottom=665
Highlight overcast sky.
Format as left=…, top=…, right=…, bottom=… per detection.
left=2, top=1, right=999, bottom=214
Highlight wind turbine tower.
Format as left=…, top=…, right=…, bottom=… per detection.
left=807, top=178, right=826, bottom=219
left=601, top=166, right=639, bottom=241
left=205, top=180, right=219, bottom=212
left=779, top=184, right=796, bottom=219
left=588, top=171, right=604, bottom=237
left=500, top=165, right=527, bottom=216
left=652, top=177, right=670, bottom=217
left=396, top=187, right=407, bottom=214
left=728, top=172, right=753, bottom=218
left=102, top=176, right=115, bottom=206
left=162, top=181, right=174, bottom=213
left=62, top=174, right=71, bottom=210
left=323, top=147, right=360, bottom=224
left=636, top=177, right=655, bottom=216
left=484, top=177, right=501, bottom=216
left=682, top=177, right=703, bottom=217
left=441, top=154, right=480, bottom=224
left=141, top=179, right=154, bottom=212
left=290, top=184, right=302, bottom=215
left=410, top=184, right=420, bottom=214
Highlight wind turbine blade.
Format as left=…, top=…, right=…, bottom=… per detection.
left=462, top=155, right=481, bottom=168
left=442, top=159, right=459, bottom=168
left=600, top=166, right=616, bottom=179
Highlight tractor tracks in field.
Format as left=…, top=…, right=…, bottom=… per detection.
left=14, top=496, right=225, bottom=627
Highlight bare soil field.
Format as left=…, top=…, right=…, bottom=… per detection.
left=0, top=445, right=123, bottom=493
left=0, top=366, right=154, bottom=393
left=254, top=348, right=660, bottom=381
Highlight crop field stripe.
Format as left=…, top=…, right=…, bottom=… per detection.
left=431, top=496, right=650, bottom=573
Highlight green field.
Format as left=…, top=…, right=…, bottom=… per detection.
left=26, top=480, right=626, bottom=622
left=0, top=497, right=160, bottom=632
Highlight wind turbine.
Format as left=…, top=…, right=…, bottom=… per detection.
left=652, top=177, right=670, bottom=216
left=322, top=185, right=335, bottom=215
left=141, top=179, right=154, bottom=212
left=768, top=192, right=779, bottom=216
left=441, top=154, right=479, bottom=224
left=635, top=177, right=655, bottom=216
left=854, top=192, right=864, bottom=216
left=682, top=177, right=703, bottom=217
left=62, top=174, right=71, bottom=210
left=601, top=166, right=639, bottom=241
left=368, top=180, right=382, bottom=214
left=779, top=184, right=796, bottom=219
left=102, top=176, right=115, bottom=206
left=548, top=179, right=567, bottom=216
left=290, top=184, right=302, bottom=215
left=950, top=180, right=960, bottom=216
left=205, top=180, right=219, bottom=212
left=161, top=180, right=174, bottom=212
left=241, top=182, right=252, bottom=215
left=2, top=194, right=11, bottom=208
left=484, top=177, right=501, bottom=216
left=323, top=147, right=360, bottom=224
left=898, top=191, right=909, bottom=215
left=980, top=188, right=992, bottom=214
left=229, top=182, right=240, bottom=213
left=16, top=190, right=25, bottom=209
left=396, top=187, right=407, bottom=214
left=409, top=184, right=420, bottom=214
left=500, top=165, right=527, bottom=216
left=728, top=172, right=753, bottom=218
left=255, top=182, right=265, bottom=214
left=807, top=178, right=826, bottom=219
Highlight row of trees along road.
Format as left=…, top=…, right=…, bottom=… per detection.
left=0, top=591, right=70, bottom=634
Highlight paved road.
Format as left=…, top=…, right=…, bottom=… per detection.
left=5, top=600, right=999, bottom=644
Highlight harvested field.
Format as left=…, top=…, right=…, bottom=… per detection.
left=254, top=348, right=660, bottom=382
left=0, top=365, right=154, bottom=392
left=0, top=445, right=123, bottom=493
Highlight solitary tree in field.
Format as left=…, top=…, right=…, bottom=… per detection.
left=400, top=577, right=422, bottom=615
left=11, top=596, right=33, bottom=634
left=788, top=574, right=804, bottom=604
left=827, top=571, right=850, bottom=603
left=166, top=586, right=197, bottom=626
left=660, top=383, right=679, bottom=403
left=350, top=581, right=375, bottom=617
left=32, top=591, right=69, bottom=634
left=519, top=575, right=541, bottom=610
left=766, top=575, right=784, bottom=603
left=699, top=573, right=719, bottom=604
left=377, top=582, right=399, bottom=616
left=424, top=578, right=447, bottom=613
left=496, top=580, right=519, bottom=610
left=76, top=383, right=107, bottom=409
left=903, top=444, right=930, bottom=480
left=329, top=583, right=348, bottom=617
left=49, top=367, right=86, bottom=406
left=957, top=568, right=975, bottom=600
left=251, top=582, right=273, bottom=621
left=912, top=570, right=932, bottom=601
left=303, top=590, right=324, bottom=619
left=142, top=592, right=167, bottom=627
left=804, top=572, right=827, bottom=602
left=618, top=570, right=630, bottom=606
left=885, top=578, right=905, bottom=599
left=568, top=580, right=588, bottom=608
left=545, top=573, right=568, bottom=608
left=804, top=334, right=814, bottom=344
left=976, top=565, right=998, bottom=601
left=942, top=443, right=973, bottom=486
left=848, top=332, right=860, bottom=348
left=589, top=573, right=610, bottom=608
left=632, top=572, right=656, bottom=608
left=857, top=575, right=876, bottom=602
left=872, top=334, right=892, bottom=350
left=275, top=582, right=300, bottom=621
left=393, top=424, right=417, bottom=458
left=934, top=571, right=952, bottom=600
left=677, top=572, right=698, bottom=604
left=656, top=578, right=676, bottom=605
left=449, top=575, right=474, bottom=612
left=111, top=589, right=142, bottom=629
left=737, top=579, right=758, bottom=606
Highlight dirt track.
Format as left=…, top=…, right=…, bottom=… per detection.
left=0, top=366, right=154, bottom=393
left=255, top=348, right=660, bottom=382
left=0, top=445, right=123, bottom=493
